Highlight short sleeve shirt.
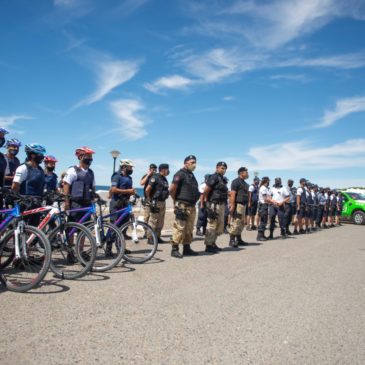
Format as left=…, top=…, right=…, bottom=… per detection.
left=63, top=166, right=95, bottom=187
left=13, top=164, right=29, bottom=184
left=231, top=178, right=246, bottom=192
left=259, top=185, right=271, bottom=204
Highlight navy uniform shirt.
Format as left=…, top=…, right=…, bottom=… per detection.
left=111, top=173, right=133, bottom=201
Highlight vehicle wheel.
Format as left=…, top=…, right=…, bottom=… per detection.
left=352, top=210, right=365, bottom=225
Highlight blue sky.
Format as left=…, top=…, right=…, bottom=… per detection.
left=1, top=0, right=365, bottom=187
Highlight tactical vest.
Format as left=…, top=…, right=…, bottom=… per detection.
left=235, top=178, right=249, bottom=204
left=20, top=163, right=45, bottom=196
left=307, top=191, right=313, bottom=205
left=299, top=187, right=307, bottom=206
left=313, top=192, right=319, bottom=205
left=44, top=172, right=58, bottom=192
left=151, top=174, right=169, bottom=201
left=330, top=196, right=337, bottom=207
left=4, top=156, right=20, bottom=187
left=0, top=153, right=7, bottom=188
left=175, top=169, right=200, bottom=205
left=208, top=173, right=228, bottom=203
left=70, top=166, right=94, bottom=201
left=251, top=185, right=259, bottom=202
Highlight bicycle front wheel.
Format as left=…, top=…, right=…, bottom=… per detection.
left=120, top=221, right=158, bottom=264
left=49, top=222, right=96, bottom=280
left=0, top=225, right=51, bottom=293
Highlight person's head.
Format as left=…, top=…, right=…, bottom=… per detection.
left=307, top=182, right=312, bottom=190
left=44, top=155, right=58, bottom=172
left=0, top=127, right=9, bottom=148
left=260, top=176, right=270, bottom=187
left=184, top=155, right=197, bottom=172
left=24, top=143, right=46, bottom=165
left=253, top=176, right=260, bottom=185
left=149, top=163, right=157, bottom=174
left=6, top=138, right=21, bottom=156
left=120, top=159, right=134, bottom=175
left=288, top=179, right=294, bottom=188
left=216, top=161, right=227, bottom=175
left=237, top=167, right=248, bottom=180
left=313, top=184, right=319, bottom=192
left=299, top=178, right=307, bottom=187
left=159, top=163, right=169, bottom=177
left=75, top=146, right=95, bottom=167
left=274, top=177, right=282, bottom=188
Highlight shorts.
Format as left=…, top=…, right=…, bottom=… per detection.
left=296, top=206, right=306, bottom=219
left=248, top=201, right=258, bottom=216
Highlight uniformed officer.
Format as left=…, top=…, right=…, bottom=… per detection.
left=328, top=190, right=337, bottom=227
left=269, top=177, right=290, bottom=239
left=311, top=184, right=319, bottom=231
left=257, top=176, right=273, bottom=241
left=44, top=155, right=58, bottom=193
left=316, top=187, right=327, bottom=228
left=285, top=179, right=296, bottom=235
left=145, top=163, right=170, bottom=244
left=140, top=163, right=157, bottom=224
left=229, top=167, right=250, bottom=247
left=295, top=178, right=308, bottom=234
left=336, top=192, right=343, bottom=226
left=203, top=162, right=229, bottom=253
left=247, top=177, right=260, bottom=230
left=0, top=128, right=9, bottom=208
left=169, top=155, right=200, bottom=258
left=4, top=138, right=21, bottom=188
left=196, top=174, right=210, bottom=236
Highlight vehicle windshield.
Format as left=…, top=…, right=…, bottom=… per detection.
left=346, top=192, right=365, bottom=200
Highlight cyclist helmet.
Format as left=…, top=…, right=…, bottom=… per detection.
left=44, top=155, right=58, bottom=163
left=24, top=143, right=46, bottom=155
left=75, top=146, right=95, bottom=157
left=120, top=159, right=134, bottom=167
left=0, top=128, right=9, bottom=134
left=6, top=138, right=22, bottom=148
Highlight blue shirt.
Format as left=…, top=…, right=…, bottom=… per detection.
left=111, top=173, right=133, bottom=201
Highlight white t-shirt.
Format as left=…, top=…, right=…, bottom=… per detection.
left=271, top=186, right=289, bottom=203
left=63, top=166, right=95, bottom=187
left=296, top=187, right=305, bottom=196
left=199, top=182, right=206, bottom=194
left=13, top=164, right=31, bottom=184
left=259, top=185, right=271, bottom=204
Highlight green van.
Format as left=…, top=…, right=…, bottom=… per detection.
left=341, top=191, right=365, bottom=225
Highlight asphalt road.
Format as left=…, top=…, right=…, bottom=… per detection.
left=1, top=224, right=364, bottom=364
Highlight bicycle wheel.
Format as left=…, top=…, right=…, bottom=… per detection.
left=0, top=225, right=51, bottom=293
left=85, top=222, right=126, bottom=272
left=48, top=222, right=96, bottom=280
left=120, top=220, right=158, bottom=264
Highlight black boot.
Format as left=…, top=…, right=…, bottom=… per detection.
left=183, top=244, right=199, bottom=256
left=171, top=246, right=183, bottom=258
left=280, top=229, right=287, bottom=239
left=256, top=231, right=267, bottom=242
left=285, top=227, right=292, bottom=235
left=212, top=242, right=222, bottom=251
left=205, top=245, right=218, bottom=254
left=268, top=230, right=274, bottom=239
left=236, top=235, right=248, bottom=246
left=229, top=234, right=238, bottom=248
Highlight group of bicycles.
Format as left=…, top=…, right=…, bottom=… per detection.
left=0, top=188, right=158, bottom=293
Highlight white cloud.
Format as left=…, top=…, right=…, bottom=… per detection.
left=270, top=73, right=309, bottom=82
left=223, top=96, right=234, bottom=101
left=144, top=75, right=193, bottom=93
left=109, top=99, right=149, bottom=140
left=115, top=0, right=150, bottom=16
left=0, top=115, right=33, bottom=129
left=73, top=59, right=140, bottom=109
left=316, top=96, right=365, bottom=128
left=246, top=139, right=365, bottom=170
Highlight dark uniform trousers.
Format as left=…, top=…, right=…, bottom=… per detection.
left=269, top=205, right=286, bottom=231
left=258, top=203, right=269, bottom=233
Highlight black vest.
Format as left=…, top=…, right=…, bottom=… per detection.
left=151, top=173, right=169, bottom=201
left=208, top=173, right=228, bottom=203
left=19, top=163, right=45, bottom=196
left=175, top=169, right=200, bottom=205
left=70, top=166, right=94, bottom=201
left=0, top=153, right=7, bottom=188
left=299, top=187, right=307, bottom=206
left=4, top=155, right=20, bottom=187
left=234, top=178, right=249, bottom=204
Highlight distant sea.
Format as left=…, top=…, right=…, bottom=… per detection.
left=96, top=185, right=144, bottom=196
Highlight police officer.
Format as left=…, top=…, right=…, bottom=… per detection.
left=269, top=177, right=290, bottom=239
left=4, top=138, right=21, bottom=188
left=316, top=187, right=327, bottom=228
left=44, top=155, right=58, bottom=193
left=140, top=163, right=157, bottom=224
left=203, top=162, right=229, bottom=253
left=145, top=163, right=170, bottom=244
left=247, top=177, right=260, bottom=230
left=169, top=155, right=200, bottom=258
left=229, top=167, right=250, bottom=248
left=336, top=192, right=343, bottom=226
left=329, top=190, right=337, bottom=227
left=12, top=143, right=47, bottom=226
left=196, top=174, right=210, bottom=236
left=257, top=176, right=273, bottom=241
left=296, top=178, right=308, bottom=234
left=0, top=128, right=9, bottom=208
left=311, top=184, right=319, bottom=231
left=285, top=179, right=296, bottom=235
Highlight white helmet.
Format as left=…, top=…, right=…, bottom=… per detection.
left=120, top=159, right=134, bottom=167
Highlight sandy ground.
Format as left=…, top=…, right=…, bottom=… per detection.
left=1, top=221, right=365, bottom=364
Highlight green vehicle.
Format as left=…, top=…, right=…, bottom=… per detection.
left=340, top=191, right=365, bottom=225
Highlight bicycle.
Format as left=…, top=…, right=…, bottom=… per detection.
left=0, top=190, right=51, bottom=292
left=107, top=195, right=158, bottom=264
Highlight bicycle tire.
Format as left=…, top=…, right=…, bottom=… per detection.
left=120, top=221, right=158, bottom=264
left=48, top=222, right=96, bottom=280
left=0, top=225, right=51, bottom=293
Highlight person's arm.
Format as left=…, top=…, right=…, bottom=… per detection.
left=63, top=182, right=71, bottom=210
left=11, top=165, right=27, bottom=193
left=110, top=186, right=136, bottom=195
left=203, top=185, right=212, bottom=203
left=248, top=191, right=252, bottom=208
left=229, top=190, right=236, bottom=214
left=169, top=183, right=177, bottom=203
left=296, top=189, right=301, bottom=209
left=140, top=172, right=151, bottom=186
left=145, top=184, right=152, bottom=199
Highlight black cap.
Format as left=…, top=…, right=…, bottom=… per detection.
left=216, top=161, right=227, bottom=168
left=237, top=167, right=248, bottom=174
left=184, top=155, right=197, bottom=163
left=159, top=163, right=169, bottom=170
left=253, top=177, right=260, bottom=182
left=300, top=178, right=307, bottom=184
left=275, top=177, right=282, bottom=185
left=149, top=163, right=157, bottom=169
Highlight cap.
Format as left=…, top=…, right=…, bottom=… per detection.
left=184, top=155, right=197, bottom=163
left=237, top=167, right=248, bottom=174
left=299, top=178, right=307, bottom=184
left=253, top=177, right=260, bottom=182
left=216, top=161, right=227, bottom=168
left=149, top=163, right=157, bottom=169
left=288, top=179, right=294, bottom=184
left=159, top=163, right=169, bottom=170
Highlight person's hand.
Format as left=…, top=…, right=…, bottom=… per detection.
left=64, top=201, right=70, bottom=210
left=229, top=205, right=235, bottom=215
left=130, top=188, right=136, bottom=195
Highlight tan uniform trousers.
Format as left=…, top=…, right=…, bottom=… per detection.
left=229, top=203, right=246, bottom=235
left=143, top=204, right=150, bottom=224
left=205, top=202, right=226, bottom=245
left=147, top=200, right=166, bottom=239
left=172, top=202, right=196, bottom=245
